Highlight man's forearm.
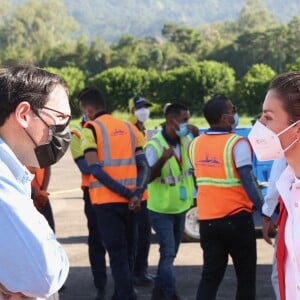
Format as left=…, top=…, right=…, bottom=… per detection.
left=149, top=156, right=167, bottom=182
left=89, top=163, right=134, bottom=199
left=135, top=153, right=150, bottom=197
left=74, top=157, right=90, bottom=175
left=237, top=165, right=263, bottom=211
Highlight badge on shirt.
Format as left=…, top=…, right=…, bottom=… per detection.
left=180, top=185, right=187, bottom=201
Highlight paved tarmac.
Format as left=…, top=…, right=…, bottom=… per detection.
left=48, top=150, right=276, bottom=300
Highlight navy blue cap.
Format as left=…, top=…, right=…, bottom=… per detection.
left=133, top=95, right=152, bottom=108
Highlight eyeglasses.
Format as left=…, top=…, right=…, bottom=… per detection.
left=42, top=106, right=72, bottom=125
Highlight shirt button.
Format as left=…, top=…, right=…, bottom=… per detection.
left=295, top=203, right=299, bottom=208
left=297, top=285, right=300, bottom=291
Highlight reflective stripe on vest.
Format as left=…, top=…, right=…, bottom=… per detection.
left=70, top=123, right=90, bottom=188
left=70, top=122, right=82, bottom=138
left=196, top=134, right=242, bottom=187
left=89, top=119, right=136, bottom=189
left=90, top=178, right=137, bottom=189
left=151, top=134, right=191, bottom=185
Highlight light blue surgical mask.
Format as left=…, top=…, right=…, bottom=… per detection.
left=232, top=113, right=239, bottom=130
left=82, top=114, right=89, bottom=122
left=225, top=113, right=239, bottom=130
left=175, top=122, right=189, bottom=137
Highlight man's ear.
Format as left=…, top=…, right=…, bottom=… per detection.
left=15, top=101, right=31, bottom=127
left=220, top=113, right=227, bottom=124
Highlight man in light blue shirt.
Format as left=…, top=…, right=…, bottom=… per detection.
left=0, top=66, right=71, bottom=299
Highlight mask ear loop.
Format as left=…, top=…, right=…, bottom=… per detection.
left=278, top=120, right=300, bottom=153
left=25, top=108, right=52, bottom=146
left=23, top=108, right=47, bottom=147
left=23, top=127, right=38, bottom=147
left=277, top=119, right=300, bottom=137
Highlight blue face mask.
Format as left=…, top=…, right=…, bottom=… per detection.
left=82, top=114, right=89, bottom=122
left=232, top=113, right=239, bottom=130
left=225, top=113, right=239, bottom=130
left=175, top=122, right=189, bottom=137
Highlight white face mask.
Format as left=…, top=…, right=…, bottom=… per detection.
left=134, top=108, right=150, bottom=123
left=248, top=120, right=300, bottom=161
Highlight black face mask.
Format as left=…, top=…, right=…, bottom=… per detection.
left=34, top=123, right=71, bottom=168
left=26, top=109, right=71, bottom=168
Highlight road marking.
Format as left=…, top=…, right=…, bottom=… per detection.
left=49, top=188, right=81, bottom=195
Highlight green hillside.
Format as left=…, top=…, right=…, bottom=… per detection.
left=8, top=0, right=300, bottom=42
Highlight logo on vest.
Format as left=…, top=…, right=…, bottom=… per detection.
left=111, top=128, right=127, bottom=136
left=196, top=154, right=221, bottom=167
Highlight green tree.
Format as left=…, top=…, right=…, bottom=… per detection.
left=237, top=0, right=278, bottom=32
left=157, top=61, right=235, bottom=115
left=198, top=61, right=236, bottom=102
left=285, top=17, right=300, bottom=66
left=109, top=35, right=140, bottom=68
left=0, top=0, right=78, bottom=65
left=237, top=64, right=276, bottom=116
left=285, top=57, right=300, bottom=71
left=211, top=25, right=291, bottom=78
left=85, top=37, right=112, bottom=76
left=162, top=23, right=202, bottom=54
left=45, top=66, right=86, bottom=117
left=0, top=0, right=10, bottom=19
left=157, top=63, right=202, bottom=112
left=88, top=67, right=159, bottom=112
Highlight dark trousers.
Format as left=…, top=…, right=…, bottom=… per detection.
left=134, top=200, right=152, bottom=275
left=40, top=200, right=55, bottom=232
left=94, top=203, right=137, bottom=300
left=197, top=213, right=257, bottom=300
left=83, top=188, right=107, bottom=290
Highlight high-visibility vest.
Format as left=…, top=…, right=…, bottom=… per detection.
left=70, top=121, right=90, bottom=188
left=86, top=114, right=138, bottom=205
left=31, top=168, right=46, bottom=191
left=189, top=133, right=253, bottom=220
left=145, top=132, right=194, bottom=214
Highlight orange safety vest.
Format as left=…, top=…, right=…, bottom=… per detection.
left=189, top=133, right=253, bottom=220
left=86, top=114, right=138, bottom=205
left=31, top=168, right=46, bottom=191
left=71, top=126, right=90, bottom=188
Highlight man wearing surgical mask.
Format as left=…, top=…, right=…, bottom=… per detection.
left=189, top=95, right=263, bottom=300
left=129, top=95, right=152, bottom=136
left=145, top=103, right=195, bottom=299
left=128, top=95, right=154, bottom=286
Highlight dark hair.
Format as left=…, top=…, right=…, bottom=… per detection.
left=203, top=95, right=230, bottom=125
left=77, top=86, right=106, bottom=109
left=268, top=71, right=300, bottom=122
left=165, top=103, right=188, bottom=118
left=0, top=65, right=68, bottom=126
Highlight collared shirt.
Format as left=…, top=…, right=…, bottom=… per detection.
left=262, top=158, right=287, bottom=217
left=0, top=138, right=69, bottom=298
left=276, top=166, right=300, bottom=300
left=205, top=128, right=252, bottom=168
left=145, top=126, right=182, bottom=167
